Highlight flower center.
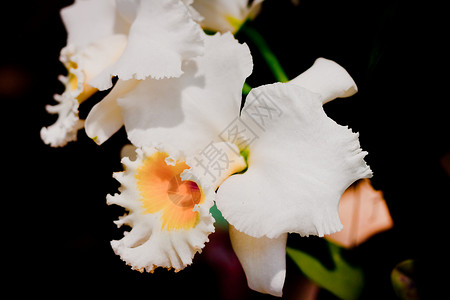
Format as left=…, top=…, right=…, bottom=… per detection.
left=135, top=151, right=204, bottom=231
left=167, top=177, right=202, bottom=208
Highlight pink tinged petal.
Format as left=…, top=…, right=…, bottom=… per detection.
left=229, top=226, right=287, bottom=297
left=290, top=58, right=358, bottom=104
left=61, top=0, right=118, bottom=48
left=217, top=81, right=372, bottom=239
left=92, top=0, right=205, bottom=90
left=119, top=32, right=253, bottom=154
left=326, top=179, right=393, bottom=248
left=85, top=79, right=139, bottom=144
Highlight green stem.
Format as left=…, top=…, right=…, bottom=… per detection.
left=241, top=24, right=289, bottom=83
left=242, top=82, right=252, bottom=95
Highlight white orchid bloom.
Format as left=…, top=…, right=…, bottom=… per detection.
left=193, top=0, right=264, bottom=33
left=102, top=32, right=253, bottom=271
left=104, top=54, right=371, bottom=297
left=41, top=0, right=127, bottom=147
left=215, top=58, right=373, bottom=296
left=41, top=0, right=204, bottom=147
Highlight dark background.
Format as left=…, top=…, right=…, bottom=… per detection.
left=3, top=0, right=448, bottom=299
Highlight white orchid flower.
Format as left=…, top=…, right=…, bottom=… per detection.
left=192, top=0, right=264, bottom=33
left=41, top=0, right=126, bottom=147
left=215, top=58, right=373, bottom=296
left=41, top=0, right=204, bottom=147
left=102, top=32, right=253, bottom=271
left=104, top=54, right=371, bottom=297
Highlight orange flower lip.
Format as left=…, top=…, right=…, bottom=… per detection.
left=135, top=151, right=204, bottom=231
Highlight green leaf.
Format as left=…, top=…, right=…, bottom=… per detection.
left=287, top=240, right=364, bottom=300
left=240, top=23, right=289, bottom=83
left=210, top=203, right=228, bottom=229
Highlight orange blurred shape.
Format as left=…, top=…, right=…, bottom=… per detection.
left=326, top=179, right=393, bottom=248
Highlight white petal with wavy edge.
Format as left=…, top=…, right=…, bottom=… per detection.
left=91, top=0, right=205, bottom=90
left=217, top=82, right=372, bottom=239
left=61, top=0, right=118, bottom=48
left=230, top=226, right=287, bottom=297
left=118, top=32, right=253, bottom=155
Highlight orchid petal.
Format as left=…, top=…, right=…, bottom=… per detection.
left=61, top=0, right=118, bottom=48
left=229, top=226, right=287, bottom=297
left=289, top=58, right=357, bottom=104
left=85, top=79, right=139, bottom=145
left=118, top=32, right=252, bottom=154
left=59, top=34, right=127, bottom=101
left=92, top=0, right=205, bottom=90
left=217, top=82, right=372, bottom=239
left=40, top=93, right=84, bottom=147
left=115, top=0, right=139, bottom=24
left=186, top=142, right=247, bottom=191
left=193, top=0, right=264, bottom=33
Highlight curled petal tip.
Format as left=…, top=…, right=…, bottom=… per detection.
left=290, top=58, right=357, bottom=104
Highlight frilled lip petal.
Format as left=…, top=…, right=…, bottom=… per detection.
left=91, top=0, right=205, bottom=90
left=118, top=32, right=253, bottom=155
left=217, top=80, right=372, bottom=239
left=108, top=146, right=216, bottom=272
left=40, top=92, right=84, bottom=147
left=108, top=142, right=246, bottom=272
left=229, top=226, right=287, bottom=297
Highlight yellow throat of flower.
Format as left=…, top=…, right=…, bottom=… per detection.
left=67, top=61, right=97, bottom=103
left=135, top=151, right=204, bottom=231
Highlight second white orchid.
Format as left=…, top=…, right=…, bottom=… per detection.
left=105, top=56, right=372, bottom=297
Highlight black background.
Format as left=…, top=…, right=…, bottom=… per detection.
left=2, top=0, right=448, bottom=299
